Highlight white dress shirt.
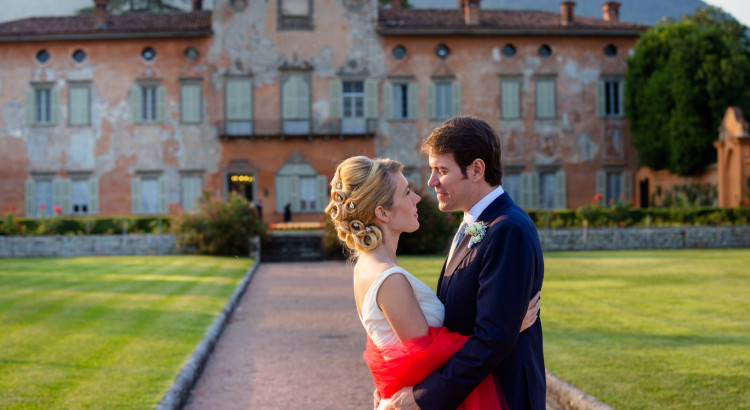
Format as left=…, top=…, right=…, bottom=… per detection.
left=463, top=185, right=505, bottom=225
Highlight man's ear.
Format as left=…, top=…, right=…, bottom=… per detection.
left=375, top=205, right=389, bottom=223
left=468, top=159, right=486, bottom=183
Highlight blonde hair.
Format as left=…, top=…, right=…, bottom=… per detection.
left=325, top=156, right=404, bottom=255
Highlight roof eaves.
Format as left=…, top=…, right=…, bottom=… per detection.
left=0, top=30, right=213, bottom=42
left=377, top=27, right=644, bottom=36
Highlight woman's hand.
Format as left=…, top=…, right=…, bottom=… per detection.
left=520, top=291, right=541, bottom=332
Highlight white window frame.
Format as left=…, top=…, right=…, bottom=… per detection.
left=26, top=83, right=59, bottom=126
left=597, top=77, right=626, bottom=118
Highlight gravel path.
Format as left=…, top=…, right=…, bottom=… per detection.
left=184, top=261, right=561, bottom=410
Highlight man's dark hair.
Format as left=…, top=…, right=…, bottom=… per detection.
left=422, top=116, right=503, bottom=186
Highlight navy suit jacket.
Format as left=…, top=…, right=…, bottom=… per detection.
left=413, top=193, right=545, bottom=410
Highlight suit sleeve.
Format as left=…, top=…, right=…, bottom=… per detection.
left=413, top=222, right=537, bottom=409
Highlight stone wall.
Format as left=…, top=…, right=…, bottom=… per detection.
left=0, top=234, right=176, bottom=258
left=2, top=226, right=749, bottom=258
left=538, top=225, right=750, bottom=251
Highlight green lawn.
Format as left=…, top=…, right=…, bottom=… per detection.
left=399, top=249, right=750, bottom=409
left=0, top=255, right=252, bottom=409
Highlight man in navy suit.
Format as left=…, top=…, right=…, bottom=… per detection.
left=388, top=116, right=545, bottom=409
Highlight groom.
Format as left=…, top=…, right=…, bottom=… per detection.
left=388, top=116, right=546, bottom=409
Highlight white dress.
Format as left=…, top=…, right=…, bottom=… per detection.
left=357, top=266, right=445, bottom=410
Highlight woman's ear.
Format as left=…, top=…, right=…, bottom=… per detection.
left=375, top=205, right=389, bottom=223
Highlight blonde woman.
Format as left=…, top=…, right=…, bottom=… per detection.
left=326, top=156, right=539, bottom=410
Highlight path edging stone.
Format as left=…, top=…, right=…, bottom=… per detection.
left=546, top=370, right=613, bottom=410
left=155, top=245, right=261, bottom=410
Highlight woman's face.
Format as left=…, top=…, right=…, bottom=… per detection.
left=385, top=172, right=421, bottom=234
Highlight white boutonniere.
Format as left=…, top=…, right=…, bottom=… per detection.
left=465, top=221, right=487, bottom=249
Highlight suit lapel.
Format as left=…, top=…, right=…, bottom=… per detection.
left=439, top=193, right=516, bottom=297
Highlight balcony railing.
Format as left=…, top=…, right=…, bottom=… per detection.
left=218, top=118, right=377, bottom=139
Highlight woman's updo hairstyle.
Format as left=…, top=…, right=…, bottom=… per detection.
left=326, top=156, right=404, bottom=255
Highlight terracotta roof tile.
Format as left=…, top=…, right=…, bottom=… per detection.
left=0, top=11, right=212, bottom=39
left=379, top=9, right=647, bottom=34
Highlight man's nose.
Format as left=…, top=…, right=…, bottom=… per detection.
left=427, top=173, right=438, bottom=187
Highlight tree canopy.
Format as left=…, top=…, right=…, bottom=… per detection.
left=625, top=6, right=750, bottom=176
left=76, top=0, right=188, bottom=15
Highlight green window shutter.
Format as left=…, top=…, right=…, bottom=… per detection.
left=408, top=82, right=418, bottom=120
left=50, top=88, right=60, bottom=125
left=25, top=89, right=35, bottom=125
left=25, top=178, right=36, bottom=216
left=69, top=86, right=90, bottom=125
left=131, top=177, right=142, bottom=214
left=62, top=178, right=72, bottom=215
left=383, top=83, right=393, bottom=120
left=618, top=80, right=626, bottom=116
left=536, top=79, right=556, bottom=118
left=596, top=171, right=606, bottom=206
left=181, top=83, right=201, bottom=123
left=329, top=80, right=342, bottom=119
left=157, top=86, right=168, bottom=123
left=621, top=171, right=632, bottom=202
left=159, top=175, right=168, bottom=214
left=501, top=79, right=520, bottom=119
left=282, top=77, right=297, bottom=119
left=451, top=82, right=462, bottom=116
left=275, top=175, right=291, bottom=213
left=298, top=78, right=310, bottom=119
left=226, top=78, right=252, bottom=120
left=289, top=176, right=301, bottom=213
left=365, top=79, right=378, bottom=119
left=426, top=83, right=436, bottom=120
left=530, top=172, right=540, bottom=210
left=193, top=177, right=203, bottom=209
left=554, top=171, right=566, bottom=209
left=52, top=177, right=63, bottom=212
left=316, top=175, right=328, bottom=212
left=596, top=80, right=605, bottom=117
left=180, top=177, right=190, bottom=210
left=129, top=85, right=142, bottom=123
left=520, top=173, right=530, bottom=209
left=89, top=177, right=99, bottom=215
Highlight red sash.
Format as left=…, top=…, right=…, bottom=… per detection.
left=363, top=326, right=508, bottom=410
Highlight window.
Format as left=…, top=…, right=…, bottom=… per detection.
left=428, top=81, right=460, bottom=120
left=141, top=47, right=156, bottom=61
left=597, top=171, right=632, bottom=205
left=384, top=81, right=418, bottom=120
left=392, top=45, right=406, bottom=60
left=25, top=84, right=59, bottom=126
left=72, top=49, right=86, bottom=63
left=225, top=77, right=253, bottom=135
left=500, top=77, right=521, bottom=119
left=502, top=44, right=516, bottom=58
left=281, top=74, right=311, bottom=134
left=329, top=79, right=377, bottom=134
left=538, top=44, right=552, bottom=58
left=519, top=171, right=566, bottom=209
left=36, top=50, right=50, bottom=64
left=275, top=159, right=327, bottom=214
left=503, top=173, right=521, bottom=203
left=68, top=83, right=91, bottom=125
left=278, top=0, right=312, bottom=30
left=129, top=83, right=167, bottom=123
left=180, top=81, right=202, bottom=124
left=535, top=77, right=556, bottom=119
left=131, top=174, right=167, bottom=214
left=604, top=44, right=618, bottom=57
left=26, top=175, right=98, bottom=216
left=597, top=78, right=625, bottom=117
left=181, top=174, right=203, bottom=211
left=435, top=44, right=450, bottom=59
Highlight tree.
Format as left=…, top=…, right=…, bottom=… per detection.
left=625, top=6, right=750, bottom=176
left=76, top=0, right=188, bottom=15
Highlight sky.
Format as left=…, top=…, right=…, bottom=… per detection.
left=0, top=0, right=748, bottom=27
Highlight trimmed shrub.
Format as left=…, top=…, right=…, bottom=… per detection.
left=170, top=191, right=266, bottom=256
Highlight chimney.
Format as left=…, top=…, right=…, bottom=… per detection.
left=389, top=0, right=403, bottom=9
left=462, top=0, right=481, bottom=26
left=192, top=0, right=203, bottom=11
left=602, top=1, right=620, bottom=23
left=560, top=1, right=575, bottom=26
left=94, top=0, right=108, bottom=29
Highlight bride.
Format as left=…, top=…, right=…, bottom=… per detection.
left=325, top=156, right=540, bottom=409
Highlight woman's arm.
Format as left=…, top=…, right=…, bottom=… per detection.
left=377, top=273, right=429, bottom=343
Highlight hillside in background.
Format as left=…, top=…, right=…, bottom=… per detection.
left=409, top=0, right=710, bottom=26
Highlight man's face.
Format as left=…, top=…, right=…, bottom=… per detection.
left=427, top=152, right=471, bottom=213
